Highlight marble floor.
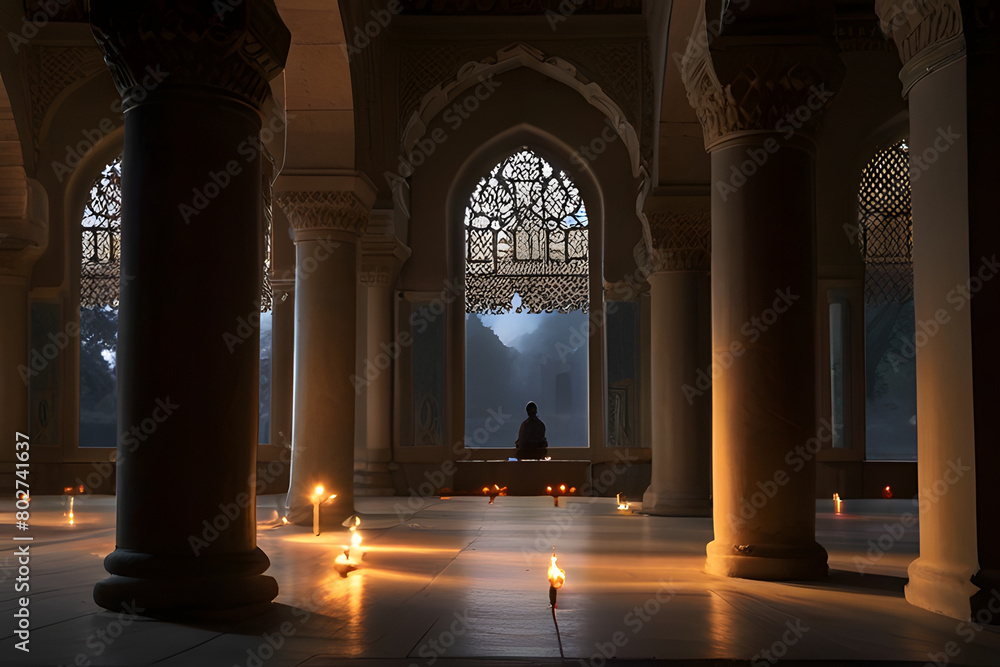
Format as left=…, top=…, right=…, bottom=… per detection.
left=1, top=493, right=999, bottom=666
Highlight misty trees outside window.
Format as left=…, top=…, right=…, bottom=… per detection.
left=464, top=148, right=590, bottom=448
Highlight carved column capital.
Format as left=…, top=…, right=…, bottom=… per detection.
left=276, top=191, right=371, bottom=238
left=644, top=210, right=712, bottom=273
left=875, top=0, right=965, bottom=96
left=90, top=0, right=290, bottom=112
left=680, top=9, right=844, bottom=149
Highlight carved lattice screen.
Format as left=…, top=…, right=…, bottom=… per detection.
left=80, top=157, right=122, bottom=308
left=857, top=140, right=913, bottom=305
left=80, top=156, right=273, bottom=312
left=464, top=148, right=589, bottom=314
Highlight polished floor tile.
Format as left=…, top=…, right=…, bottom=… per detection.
left=1, top=494, right=998, bottom=666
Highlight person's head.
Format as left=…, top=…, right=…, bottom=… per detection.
left=526, top=401, right=538, bottom=416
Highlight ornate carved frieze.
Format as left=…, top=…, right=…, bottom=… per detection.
left=89, top=1, right=290, bottom=111
left=644, top=210, right=711, bottom=272
left=680, top=10, right=844, bottom=148
left=276, top=191, right=371, bottom=236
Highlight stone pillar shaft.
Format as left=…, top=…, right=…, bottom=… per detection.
left=89, top=1, right=290, bottom=615
left=277, top=183, right=375, bottom=527
left=642, top=206, right=712, bottom=517
left=680, top=5, right=843, bottom=579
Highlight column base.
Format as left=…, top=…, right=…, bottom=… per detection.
left=705, top=539, right=828, bottom=581
left=905, top=556, right=980, bottom=622
left=642, top=487, right=711, bottom=517
left=94, top=547, right=278, bottom=618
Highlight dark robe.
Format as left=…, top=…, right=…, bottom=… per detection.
left=515, top=415, right=547, bottom=459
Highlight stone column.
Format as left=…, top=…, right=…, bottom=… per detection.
left=276, top=177, right=375, bottom=527
left=356, top=209, right=410, bottom=495
left=642, top=206, right=712, bottom=516
left=89, top=2, right=290, bottom=615
left=877, top=0, right=999, bottom=622
left=681, top=11, right=843, bottom=579
left=0, top=178, right=47, bottom=492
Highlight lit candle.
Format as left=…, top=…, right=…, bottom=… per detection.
left=616, top=492, right=629, bottom=511
left=833, top=493, right=843, bottom=514
left=311, top=485, right=336, bottom=536
left=882, top=485, right=893, bottom=499
left=547, top=547, right=566, bottom=608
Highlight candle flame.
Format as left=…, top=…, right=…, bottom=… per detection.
left=882, top=485, right=893, bottom=499
left=833, top=493, right=843, bottom=514
left=281, top=516, right=289, bottom=525
left=547, top=550, right=566, bottom=590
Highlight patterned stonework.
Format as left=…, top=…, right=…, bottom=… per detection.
left=90, top=1, right=290, bottom=110
left=645, top=210, right=711, bottom=272
left=680, top=12, right=844, bottom=148
left=875, top=0, right=963, bottom=64
left=24, top=45, right=108, bottom=159
left=276, top=191, right=371, bottom=236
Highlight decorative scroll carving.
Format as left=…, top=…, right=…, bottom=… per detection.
left=875, top=0, right=963, bottom=64
left=89, top=1, right=290, bottom=111
left=276, top=191, right=371, bottom=236
left=680, top=10, right=844, bottom=148
left=465, top=148, right=589, bottom=314
left=645, top=210, right=711, bottom=272
left=80, top=157, right=121, bottom=309
left=857, top=140, right=912, bottom=305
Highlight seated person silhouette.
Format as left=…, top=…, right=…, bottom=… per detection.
left=515, top=401, right=548, bottom=461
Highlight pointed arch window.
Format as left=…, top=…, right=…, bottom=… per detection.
left=462, top=147, right=591, bottom=449
left=464, top=148, right=589, bottom=314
